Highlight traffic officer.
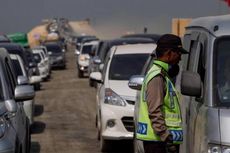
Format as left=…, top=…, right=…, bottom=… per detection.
left=136, top=34, right=188, bottom=153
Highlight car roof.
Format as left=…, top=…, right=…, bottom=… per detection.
left=0, top=42, right=24, bottom=53
left=83, top=40, right=99, bottom=45
left=121, top=34, right=161, bottom=42
left=107, top=37, right=154, bottom=46
left=187, top=14, right=230, bottom=37
left=113, top=43, right=157, bottom=55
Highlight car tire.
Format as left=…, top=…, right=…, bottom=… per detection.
left=78, top=69, right=84, bottom=78
left=100, top=135, right=111, bottom=152
left=89, top=78, right=94, bottom=87
left=26, top=118, right=31, bottom=153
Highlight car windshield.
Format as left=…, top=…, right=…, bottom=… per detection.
left=82, top=45, right=92, bottom=54
left=46, top=45, right=62, bottom=53
left=33, top=53, right=41, bottom=63
left=109, top=54, right=149, bottom=80
left=215, top=37, right=230, bottom=106
left=11, top=59, right=23, bottom=76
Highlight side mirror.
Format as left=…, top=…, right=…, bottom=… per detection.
left=75, top=50, right=80, bottom=55
left=29, top=62, right=37, bottom=68
left=128, top=75, right=145, bottom=90
left=5, top=99, right=17, bottom=114
left=99, top=64, right=104, bottom=72
left=15, top=85, right=35, bottom=101
left=181, top=71, right=201, bottom=97
left=30, top=76, right=42, bottom=84
left=90, top=72, right=103, bottom=84
left=17, top=76, right=29, bottom=85
left=93, top=57, right=101, bottom=65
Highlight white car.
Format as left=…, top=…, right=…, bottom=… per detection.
left=32, top=49, right=49, bottom=80
left=77, top=40, right=99, bottom=77
left=33, top=46, right=51, bottom=75
left=90, top=43, right=156, bottom=151
left=10, top=54, right=36, bottom=125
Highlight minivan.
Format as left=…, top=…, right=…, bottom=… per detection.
left=180, top=14, right=230, bottom=153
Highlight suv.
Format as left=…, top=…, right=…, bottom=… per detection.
left=90, top=43, right=156, bottom=152
left=44, top=42, right=66, bottom=69
left=10, top=54, right=35, bottom=125
left=0, top=48, right=34, bottom=153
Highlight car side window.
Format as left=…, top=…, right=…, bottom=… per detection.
left=5, top=59, right=16, bottom=97
left=101, top=50, right=111, bottom=81
left=188, top=40, right=205, bottom=100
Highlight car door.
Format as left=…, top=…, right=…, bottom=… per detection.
left=4, top=58, right=27, bottom=144
left=186, top=32, right=206, bottom=153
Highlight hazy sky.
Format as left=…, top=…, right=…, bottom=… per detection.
left=0, top=0, right=229, bottom=38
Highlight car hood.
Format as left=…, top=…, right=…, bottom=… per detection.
left=219, top=109, right=230, bottom=144
left=108, top=80, right=137, bottom=100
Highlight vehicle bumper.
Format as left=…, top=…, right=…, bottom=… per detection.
left=101, top=104, right=134, bottom=140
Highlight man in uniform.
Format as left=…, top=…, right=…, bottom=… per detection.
left=136, top=34, right=188, bottom=153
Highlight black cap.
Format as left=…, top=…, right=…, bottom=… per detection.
left=156, top=34, right=188, bottom=54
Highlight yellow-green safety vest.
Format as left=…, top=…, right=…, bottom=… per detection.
left=136, top=60, right=183, bottom=144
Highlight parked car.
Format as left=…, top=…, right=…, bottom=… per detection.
left=89, top=38, right=154, bottom=87
left=0, top=48, right=34, bottom=153
left=24, top=48, right=42, bottom=90
left=44, top=42, right=66, bottom=69
left=33, top=46, right=51, bottom=75
left=10, top=54, right=35, bottom=125
left=0, top=43, right=41, bottom=88
left=77, top=40, right=99, bottom=78
left=74, top=35, right=97, bottom=55
left=88, top=40, right=106, bottom=87
left=90, top=43, right=156, bottom=151
left=32, top=49, right=49, bottom=80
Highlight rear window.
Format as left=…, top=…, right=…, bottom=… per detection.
left=109, top=54, right=149, bottom=80
left=46, top=44, right=62, bottom=53
left=33, top=53, right=41, bottom=63
left=82, top=45, right=92, bottom=54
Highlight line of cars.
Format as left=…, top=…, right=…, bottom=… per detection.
left=0, top=33, right=68, bottom=153
left=87, top=14, right=230, bottom=153
left=70, top=33, right=160, bottom=152
left=77, top=15, right=230, bottom=153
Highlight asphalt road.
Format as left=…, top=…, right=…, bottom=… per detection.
left=30, top=44, right=133, bottom=153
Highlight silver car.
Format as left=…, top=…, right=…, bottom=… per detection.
left=0, top=48, right=34, bottom=153
left=180, top=14, right=230, bottom=153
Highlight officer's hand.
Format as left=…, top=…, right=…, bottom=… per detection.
left=165, top=134, right=177, bottom=153
left=166, top=142, right=177, bottom=153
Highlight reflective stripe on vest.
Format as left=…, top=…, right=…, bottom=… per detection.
left=136, top=61, right=183, bottom=144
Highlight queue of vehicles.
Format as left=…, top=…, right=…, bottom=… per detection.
left=77, top=14, right=230, bottom=153
left=0, top=28, right=68, bottom=152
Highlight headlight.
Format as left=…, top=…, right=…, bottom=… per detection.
left=79, top=55, right=86, bottom=61
left=208, top=144, right=230, bottom=153
left=104, top=88, right=126, bottom=106
left=0, top=118, right=7, bottom=138
left=56, top=56, right=63, bottom=60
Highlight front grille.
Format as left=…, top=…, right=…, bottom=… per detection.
left=121, top=117, right=134, bottom=132
left=126, top=100, right=135, bottom=105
